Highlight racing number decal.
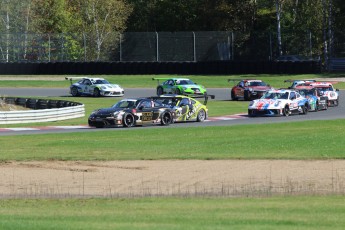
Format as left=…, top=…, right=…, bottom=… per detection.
left=142, top=112, right=153, bottom=121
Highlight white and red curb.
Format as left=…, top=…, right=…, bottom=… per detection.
left=0, top=114, right=247, bottom=132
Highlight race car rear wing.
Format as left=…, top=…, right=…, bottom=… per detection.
left=152, top=77, right=171, bottom=85
left=151, top=94, right=215, bottom=105
left=187, top=94, right=215, bottom=105
left=65, top=76, right=85, bottom=84
left=228, top=78, right=255, bottom=83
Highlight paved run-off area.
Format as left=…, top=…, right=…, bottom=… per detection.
left=1, top=160, right=344, bottom=198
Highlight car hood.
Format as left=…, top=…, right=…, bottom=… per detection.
left=91, top=107, right=126, bottom=116
left=95, top=84, right=122, bottom=89
left=247, top=86, right=271, bottom=91
left=181, top=84, right=203, bottom=89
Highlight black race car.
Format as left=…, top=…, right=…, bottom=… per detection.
left=88, top=98, right=175, bottom=128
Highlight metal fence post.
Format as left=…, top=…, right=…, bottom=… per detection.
left=309, top=31, right=313, bottom=58
left=83, top=33, right=87, bottom=62
left=269, top=32, right=273, bottom=60
left=156, top=32, right=159, bottom=62
left=193, top=31, right=196, bottom=62
left=120, top=33, right=122, bottom=62
left=231, top=32, right=235, bottom=60
left=48, top=34, right=51, bottom=62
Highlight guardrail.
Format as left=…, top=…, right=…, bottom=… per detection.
left=0, top=97, right=85, bottom=124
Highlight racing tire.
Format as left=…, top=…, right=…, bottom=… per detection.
left=315, top=101, right=319, bottom=112
left=123, top=113, right=135, bottom=127
left=93, top=88, right=100, bottom=97
left=160, top=111, right=173, bottom=126
left=175, top=88, right=181, bottom=95
left=71, top=87, right=79, bottom=97
left=95, top=123, right=105, bottom=128
left=196, top=109, right=206, bottom=122
left=282, top=105, right=290, bottom=117
left=248, top=109, right=255, bottom=117
left=231, top=91, right=238, bottom=101
left=157, top=87, right=164, bottom=96
left=334, top=99, right=339, bottom=107
left=244, top=91, right=250, bottom=101
left=301, top=104, right=308, bottom=115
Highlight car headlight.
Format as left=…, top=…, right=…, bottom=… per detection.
left=274, top=101, right=281, bottom=106
left=182, top=87, right=188, bottom=90
left=113, top=111, right=121, bottom=118
left=90, top=110, right=98, bottom=116
left=248, top=88, right=253, bottom=92
left=249, top=101, right=254, bottom=106
left=101, top=86, right=107, bottom=90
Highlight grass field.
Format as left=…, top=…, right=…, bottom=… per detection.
left=0, top=119, right=344, bottom=160
left=1, top=73, right=345, bottom=88
left=0, top=196, right=345, bottom=230
left=1, top=74, right=344, bottom=229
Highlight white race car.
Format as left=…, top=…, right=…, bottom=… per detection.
left=284, top=79, right=316, bottom=89
left=309, top=82, right=339, bottom=106
left=248, top=89, right=309, bottom=117
left=66, top=77, right=124, bottom=97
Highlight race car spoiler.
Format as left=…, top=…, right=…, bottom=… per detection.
left=151, top=94, right=215, bottom=105
left=284, top=79, right=316, bottom=83
left=228, top=78, right=256, bottom=82
left=65, top=76, right=86, bottom=84
left=152, top=77, right=171, bottom=85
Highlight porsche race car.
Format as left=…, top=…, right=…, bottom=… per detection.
left=295, top=86, right=328, bottom=111
left=153, top=78, right=207, bottom=96
left=229, top=79, right=272, bottom=101
left=88, top=98, right=174, bottom=128
left=248, top=89, right=309, bottom=117
left=309, top=82, right=339, bottom=106
left=66, top=77, right=124, bottom=97
left=284, top=79, right=316, bottom=89
left=151, top=94, right=213, bottom=122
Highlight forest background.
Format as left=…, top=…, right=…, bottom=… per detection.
left=0, top=0, right=343, bottom=62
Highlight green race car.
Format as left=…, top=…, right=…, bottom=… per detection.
left=153, top=78, right=207, bottom=96
left=151, top=94, right=213, bottom=122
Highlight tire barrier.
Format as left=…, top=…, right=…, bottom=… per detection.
left=0, top=60, right=322, bottom=75
left=0, top=97, right=84, bottom=124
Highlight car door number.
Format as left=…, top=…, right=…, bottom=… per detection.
left=142, top=112, right=153, bottom=121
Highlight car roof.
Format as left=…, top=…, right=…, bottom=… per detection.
left=267, top=89, right=295, bottom=93
left=309, top=82, right=333, bottom=87
left=244, top=79, right=263, bottom=82
left=295, top=85, right=314, bottom=89
left=83, top=77, right=105, bottom=81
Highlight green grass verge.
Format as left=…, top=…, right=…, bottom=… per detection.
left=1, top=119, right=344, bottom=161
left=0, top=196, right=344, bottom=230
left=0, top=97, right=247, bottom=128
left=1, top=73, right=345, bottom=88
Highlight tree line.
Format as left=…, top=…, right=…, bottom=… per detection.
left=0, top=0, right=342, bottom=61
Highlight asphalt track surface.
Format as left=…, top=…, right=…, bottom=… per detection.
left=0, top=87, right=344, bottom=136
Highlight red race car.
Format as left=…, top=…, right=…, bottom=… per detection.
left=229, top=79, right=273, bottom=101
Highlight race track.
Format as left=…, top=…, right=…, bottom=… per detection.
left=0, top=87, right=344, bottom=136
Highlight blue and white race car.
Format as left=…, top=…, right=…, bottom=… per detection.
left=66, top=77, right=124, bottom=97
left=248, top=89, right=309, bottom=117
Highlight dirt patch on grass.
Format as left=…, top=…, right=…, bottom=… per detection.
left=1, top=160, right=345, bottom=198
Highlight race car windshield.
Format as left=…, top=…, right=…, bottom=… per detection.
left=262, top=92, right=289, bottom=99
left=92, top=79, right=110, bottom=84
left=247, top=81, right=267, bottom=87
left=298, top=89, right=314, bottom=97
left=112, top=100, right=137, bottom=109
left=175, top=79, right=195, bottom=85
left=153, top=98, right=178, bottom=107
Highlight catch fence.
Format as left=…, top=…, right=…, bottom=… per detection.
left=0, top=30, right=344, bottom=63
